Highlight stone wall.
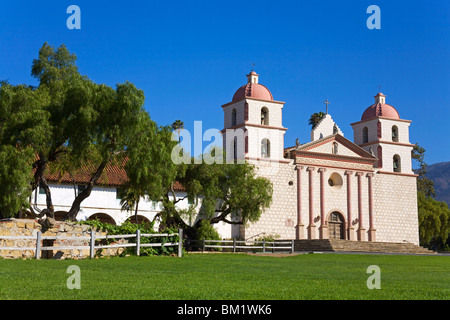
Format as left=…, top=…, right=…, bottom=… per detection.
left=0, top=218, right=126, bottom=259
left=243, top=159, right=297, bottom=240
left=373, top=173, right=419, bottom=245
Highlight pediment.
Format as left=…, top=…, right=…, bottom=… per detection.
left=294, top=134, right=377, bottom=161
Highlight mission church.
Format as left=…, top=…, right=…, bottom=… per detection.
left=221, top=71, right=419, bottom=245
left=35, top=71, right=419, bottom=245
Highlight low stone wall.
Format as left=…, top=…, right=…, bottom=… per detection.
left=0, top=218, right=126, bottom=259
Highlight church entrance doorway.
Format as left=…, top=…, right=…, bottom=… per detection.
left=328, top=212, right=345, bottom=239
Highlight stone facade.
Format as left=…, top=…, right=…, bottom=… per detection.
left=372, top=173, right=419, bottom=244
left=241, top=159, right=297, bottom=240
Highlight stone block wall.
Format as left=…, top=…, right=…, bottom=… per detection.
left=373, top=173, right=419, bottom=245
left=243, top=160, right=297, bottom=240
left=0, top=219, right=125, bottom=259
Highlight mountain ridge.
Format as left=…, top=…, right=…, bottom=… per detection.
left=425, top=161, right=450, bottom=205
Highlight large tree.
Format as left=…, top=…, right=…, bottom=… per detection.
left=0, top=79, right=53, bottom=218
left=152, top=151, right=273, bottom=239
left=0, top=43, right=176, bottom=223
left=412, top=143, right=449, bottom=249
left=417, top=192, right=450, bottom=248
left=0, top=43, right=90, bottom=219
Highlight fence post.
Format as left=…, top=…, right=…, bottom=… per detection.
left=233, top=238, right=236, bottom=253
left=90, top=230, right=95, bottom=259
left=291, top=240, right=295, bottom=254
left=202, top=238, right=205, bottom=252
left=136, top=229, right=141, bottom=256
left=178, top=229, right=183, bottom=258
left=263, top=239, right=266, bottom=253
left=35, top=231, right=41, bottom=260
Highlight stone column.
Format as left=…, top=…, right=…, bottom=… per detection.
left=344, top=171, right=354, bottom=241
left=366, top=172, right=376, bottom=241
left=306, top=167, right=316, bottom=239
left=356, top=172, right=365, bottom=241
left=296, top=165, right=304, bottom=239
left=318, top=168, right=328, bottom=239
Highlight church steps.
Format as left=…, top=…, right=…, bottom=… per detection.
left=293, top=239, right=435, bottom=254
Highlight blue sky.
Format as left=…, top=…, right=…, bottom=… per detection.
left=0, top=0, right=448, bottom=165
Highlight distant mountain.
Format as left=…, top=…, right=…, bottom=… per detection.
left=426, top=161, right=450, bottom=206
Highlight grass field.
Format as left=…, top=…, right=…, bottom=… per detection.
left=0, top=253, right=448, bottom=300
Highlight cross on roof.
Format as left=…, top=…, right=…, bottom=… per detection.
left=324, top=99, right=330, bottom=114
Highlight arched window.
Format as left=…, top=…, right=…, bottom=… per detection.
left=393, top=154, right=401, bottom=172
left=261, top=107, right=269, bottom=125
left=392, top=125, right=398, bottom=142
left=377, top=145, right=383, bottom=168
left=362, top=127, right=368, bottom=144
left=233, top=136, right=238, bottom=161
left=261, top=138, right=270, bottom=158
left=377, top=121, right=382, bottom=139
left=332, top=142, right=338, bottom=155
left=231, top=108, right=237, bottom=126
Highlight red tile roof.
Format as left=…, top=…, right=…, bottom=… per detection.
left=43, top=158, right=185, bottom=191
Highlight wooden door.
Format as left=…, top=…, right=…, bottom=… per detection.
left=328, top=212, right=345, bottom=239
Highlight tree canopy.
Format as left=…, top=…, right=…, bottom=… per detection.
left=308, top=111, right=326, bottom=129
left=156, top=151, right=273, bottom=239
left=0, top=43, right=177, bottom=222
left=412, top=143, right=449, bottom=250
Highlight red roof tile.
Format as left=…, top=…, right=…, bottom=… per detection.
left=43, top=158, right=185, bottom=191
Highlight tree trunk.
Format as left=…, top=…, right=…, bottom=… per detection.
left=135, top=199, right=139, bottom=224
left=63, top=160, right=108, bottom=221
left=33, top=155, right=55, bottom=219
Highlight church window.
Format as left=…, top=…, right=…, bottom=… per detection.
left=231, top=108, right=237, bottom=126
left=393, top=154, right=401, bottom=172
left=261, top=107, right=269, bottom=125
left=377, top=145, right=383, bottom=168
left=392, top=125, right=398, bottom=142
left=332, top=142, right=338, bottom=155
left=261, top=138, right=270, bottom=158
left=328, top=172, right=343, bottom=190
left=233, top=136, right=238, bottom=161
left=377, top=121, right=382, bottom=139
left=362, top=127, right=368, bottom=144
left=244, top=136, right=248, bottom=153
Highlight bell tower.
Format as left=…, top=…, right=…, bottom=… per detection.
left=221, top=71, right=287, bottom=163
left=351, top=92, right=414, bottom=173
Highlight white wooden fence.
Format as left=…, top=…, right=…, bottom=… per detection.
left=186, top=239, right=295, bottom=253
left=0, top=229, right=183, bottom=259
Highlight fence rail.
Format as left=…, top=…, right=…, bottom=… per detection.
left=0, top=229, right=183, bottom=259
left=185, top=238, right=295, bottom=253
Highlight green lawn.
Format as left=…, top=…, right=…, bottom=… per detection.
left=0, top=253, right=448, bottom=300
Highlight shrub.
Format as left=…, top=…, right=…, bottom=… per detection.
left=195, top=219, right=221, bottom=241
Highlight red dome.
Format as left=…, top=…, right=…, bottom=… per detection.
left=361, top=93, right=400, bottom=121
left=232, top=71, right=273, bottom=102
left=232, top=83, right=273, bottom=102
